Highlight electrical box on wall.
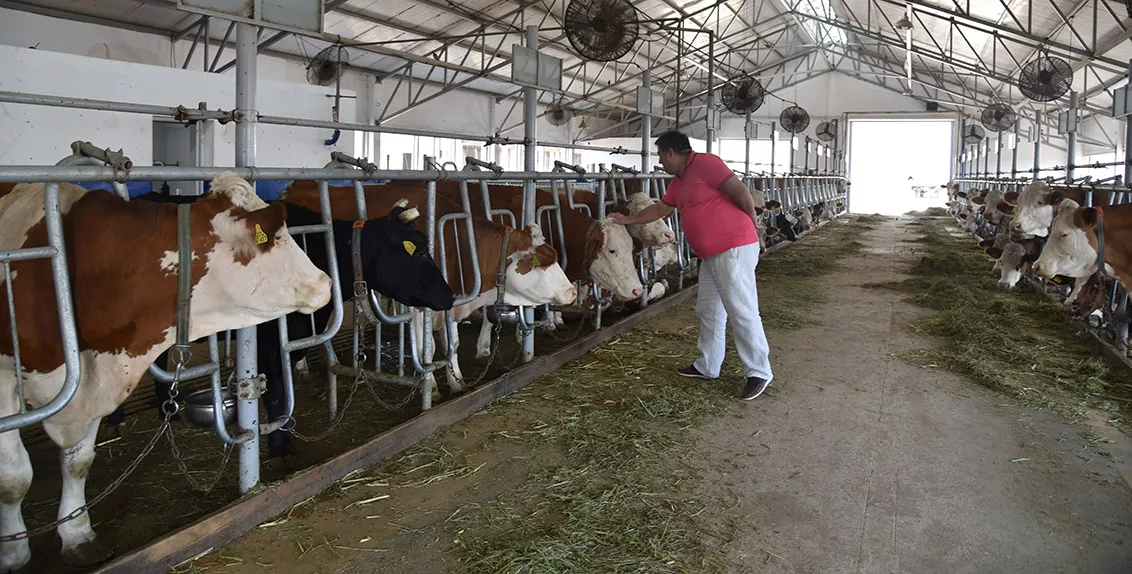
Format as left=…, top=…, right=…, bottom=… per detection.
left=1056, top=110, right=1077, bottom=134
left=511, top=45, right=563, bottom=91
left=926, top=102, right=939, bottom=112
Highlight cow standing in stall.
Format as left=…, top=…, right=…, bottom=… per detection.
left=1032, top=194, right=1131, bottom=298
left=0, top=174, right=332, bottom=570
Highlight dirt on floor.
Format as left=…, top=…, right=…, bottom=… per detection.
left=169, top=217, right=1132, bottom=574
left=696, top=219, right=1132, bottom=573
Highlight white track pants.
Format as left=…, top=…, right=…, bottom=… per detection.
left=693, top=242, right=773, bottom=381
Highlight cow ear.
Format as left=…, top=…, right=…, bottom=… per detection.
left=984, top=247, right=1003, bottom=260
left=996, top=202, right=1015, bottom=215
left=971, top=195, right=986, bottom=205
left=237, top=202, right=287, bottom=249
left=1003, top=191, right=1019, bottom=206
left=958, top=212, right=968, bottom=220
left=1076, top=207, right=1100, bottom=229
left=766, top=226, right=780, bottom=236
left=977, top=238, right=995, bottom=249
left=957, top=191, right=968, bottom=198
left=765, top=200, right=781, bottom=211
left=1049, top=191, right=1067, bottom=205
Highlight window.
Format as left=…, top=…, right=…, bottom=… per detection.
left=402, top=153, right=413, bottom=170
left=463, top=144, right=479, bottom=162
left=795, top=0, right=846, bottom=46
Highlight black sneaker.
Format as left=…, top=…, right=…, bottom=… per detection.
left=741, top=377, right=771, bottom=400
left=677, top=365, right=710, bottom=379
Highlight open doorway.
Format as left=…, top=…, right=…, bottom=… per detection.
left=847, top=119, right=953, bottom=215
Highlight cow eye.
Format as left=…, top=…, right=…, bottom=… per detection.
left=274, top=233, right=283, bottom=242
left=608, top=248, right=617, bottom=255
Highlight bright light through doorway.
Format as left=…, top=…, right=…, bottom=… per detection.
left=848, top=120, right=953, bottom=216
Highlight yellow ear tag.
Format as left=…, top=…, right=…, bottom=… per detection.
left=254, top=224, right=269, bottom=245
left=530, top=254, right=541, bottom=268
left=403, top=241, right=417, bottom=255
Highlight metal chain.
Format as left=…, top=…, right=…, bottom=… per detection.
left=287, top=372, right=365, bottom=443
left=0, top=347, right=228, bottom=542
left=0, top=413, right=171, bottom=543
left=159, top=352, right=235, bottom=493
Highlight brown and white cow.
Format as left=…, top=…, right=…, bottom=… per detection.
left=1032, top=196, right=1131, bottom=299
left=0, top=173, right=331, bottom=570
left=983, top=235, right=1042, bottom=289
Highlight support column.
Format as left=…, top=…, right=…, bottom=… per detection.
left=234, top=22, right=259, bottom=495
left=1126, top=60, right=1132, bottom=187
left=770, top=122, right=777, bottom=176
left=521, top=25, right=537, bottom=363
left=1067, top=91, right=1078, bottom=183
left=996, top=133, right=1002, bottom=179
left=642, top=68, right=652, bottom=195
left=744, top=112, right=751, bottom=175
left=706, top=32, right=715, bottom=153
left=803, top=138, right=810, bottom=175
left=1011, top=121, right=1019, bottom=178
left=1034, top=111, right=1042, bottom=177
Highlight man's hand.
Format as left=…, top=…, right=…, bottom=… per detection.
left=608, top=212, right=634, bottom=225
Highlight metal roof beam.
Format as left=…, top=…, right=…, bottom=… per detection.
left=873, top=0, right=1122, bottom=73
left=498, top=16, right=796, bottom=110
left=875, top=0, right=1126, bottom=71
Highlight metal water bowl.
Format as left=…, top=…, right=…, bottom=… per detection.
left=182, top=388, right=236, bottom=428
left=485, top=304, right=520, bottom=326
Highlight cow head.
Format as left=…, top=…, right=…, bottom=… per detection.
left=624, top=192, right=676, bottom=246
left=503, top=225, right=576, bottom=306
left=986, top=242, right=1036, bottom=289
left=587, top=219, right=644, bottom=301
left=359, top=200, right=455, bottom=311
left=199, top=173, right=332, bottom=323
left=1010, top=180, right=1058, bottom=236
left=1032, top=199, right=1097, bottom=280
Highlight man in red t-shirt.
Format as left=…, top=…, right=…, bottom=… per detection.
left=611, top=131, right=772, bottom=400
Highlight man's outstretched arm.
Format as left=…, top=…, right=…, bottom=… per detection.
left=608, top=201, right=675, bottom=225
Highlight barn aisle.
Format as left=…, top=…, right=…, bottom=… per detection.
left=697, top=218, right=1132, bottom=573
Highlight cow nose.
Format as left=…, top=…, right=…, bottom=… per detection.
left=1032, top=262, right=1044, bottom=276
left=663, top=231, right=675, bottom=243
left=631, top=287, right=643, bottom=299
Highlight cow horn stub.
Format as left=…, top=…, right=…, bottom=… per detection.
left=394, top=198, right=409, bottom=208
left=399, top=207, right=420, bottom=222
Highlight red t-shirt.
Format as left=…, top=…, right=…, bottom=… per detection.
left=661, top=151, right=758, bottom=258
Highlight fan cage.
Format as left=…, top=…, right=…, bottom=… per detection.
left=1017, top=55, right=1072, bottom=103
left=564, top=0, right=641, bottom=62
left=778, top=105, right=811, bottom=134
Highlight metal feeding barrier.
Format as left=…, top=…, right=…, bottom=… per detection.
left=949, top=177, right=1131, bottom=359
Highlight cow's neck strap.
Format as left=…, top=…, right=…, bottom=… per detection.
left=495, top=227, right=513, bottom=304
left=582, top=219, right=602, bottom=282
left=350, top=219, right=378, bottom=323
left=1095, top=208, right=1107, bottom=278
left=173, top=204, right=193, bottom=369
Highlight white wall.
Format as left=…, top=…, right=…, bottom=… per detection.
left=0, top=7, right=585, bottom=151
left=0, top=43, right=355, bottom=171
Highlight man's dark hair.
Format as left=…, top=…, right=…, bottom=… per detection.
left=654, top=131, right=692, bottom=155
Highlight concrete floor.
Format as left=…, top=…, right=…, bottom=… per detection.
left=697, top=219, right=1132, bottom=574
